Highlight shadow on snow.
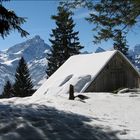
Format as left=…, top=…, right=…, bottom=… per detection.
left=0, top=103, right=120, bottom=140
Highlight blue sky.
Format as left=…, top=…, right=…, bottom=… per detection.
left=0, top=1, right=140, bottom=52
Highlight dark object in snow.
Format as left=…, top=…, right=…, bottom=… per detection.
left=75, top=94, right=89, bottom=100
left=69, top=84, right=75, bottom=100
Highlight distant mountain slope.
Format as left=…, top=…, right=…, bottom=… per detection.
left=95, top=47, right=105, bottom=53
left=0, top=35, right=50, bottom=94
left=128, top=44, right=140, bottom=70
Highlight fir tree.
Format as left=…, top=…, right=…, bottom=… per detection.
left=47, top=6, right=83, bottom=77
left=113, top=30, right=128, bottom=56
left=2, top=80, right=12, bottom=98
left=13, top=57, right=34, bottom=97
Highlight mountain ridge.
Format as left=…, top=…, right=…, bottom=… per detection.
left=0, top=35, right=50, bottom=94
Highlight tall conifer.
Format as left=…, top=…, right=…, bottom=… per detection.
left=13, top=57, right=34, bottom=97
left=113, top=30, right=128, bottom=56
left=47, top=6, right=83, bottom=77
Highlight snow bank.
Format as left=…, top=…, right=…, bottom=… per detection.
left=34, top=51, right=117, bottom=96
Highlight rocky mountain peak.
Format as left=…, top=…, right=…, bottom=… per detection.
left=95, top=47, right=105, bottom=53
left=0, top=36, right=50, bottom=94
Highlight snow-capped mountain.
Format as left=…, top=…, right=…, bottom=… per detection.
left=134, top=44, right=140, bottom=55
left=128, top=44, right=140, bottom=70
left=0, top=35, right=50, bottom=94
left=95, top=47, right=105, bottom=53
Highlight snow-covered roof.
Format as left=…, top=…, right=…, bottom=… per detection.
left=34, top=50, right=118, bottom=96
left=33, top=50, right=139, bottom=96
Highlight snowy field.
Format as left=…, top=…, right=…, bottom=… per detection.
left=0, top=92, right=140, bottom=140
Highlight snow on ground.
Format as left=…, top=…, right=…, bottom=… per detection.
left=0, top=50, right=139, bottom=139
left=0, top=92, right=140, bottom=140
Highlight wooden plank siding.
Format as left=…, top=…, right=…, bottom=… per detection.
left=85, top=52, right=140, bottom=92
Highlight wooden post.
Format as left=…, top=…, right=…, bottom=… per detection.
left=69, top=84, right=75, bottom=100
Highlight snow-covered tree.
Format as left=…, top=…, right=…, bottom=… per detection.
left=47, top=6, right=83, bottom=77
left=13, top=57, right=34, bottom=97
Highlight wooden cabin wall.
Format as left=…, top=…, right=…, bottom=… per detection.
left=85, top=52, right=140, bottom=92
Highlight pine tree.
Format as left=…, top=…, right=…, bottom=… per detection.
left=2, top=80, right=12, bottom=98
left=47, top=6, right=83, bottom=77
left=113, top=30, right=128, bottom=56
left=13, top=57, right=34, bottom=97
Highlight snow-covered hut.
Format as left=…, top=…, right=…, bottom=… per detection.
left=34, top=50, right=140, bottom=95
